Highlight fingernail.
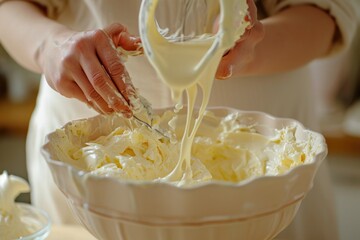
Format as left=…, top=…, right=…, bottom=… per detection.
left=122, top=110, right=133, bottom=118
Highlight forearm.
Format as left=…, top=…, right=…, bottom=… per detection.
left=243, top=4, right=336, bottom=76
left=0, top=1, right=69, bottom=73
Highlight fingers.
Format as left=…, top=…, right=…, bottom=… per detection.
left=216, top=1, right=264, bottom=79
left=118, top=32, right=142, bottom=52
left=216, top=23, right=264, bottom=79
left=246, top=0, right=258, bottom=29
left=93, top=29, right=130, bottom=102
left=216, top=67, right=233, bottom=80
left=56, top=78, right=105, bottom=114
left=68, top=82, right=105, bottom=114
left=44, top=23, right=140, bottom=116
left=96, top=24, right=142, bottom=114
left=104, top=23, right=142, bottom=51
left=77, top=27, right=136, bottom=117
left=80, top=49, right=132, bottom=116
left=216, top=54, right=236, bottom=80
left=71, top=67, right=115, bottom=114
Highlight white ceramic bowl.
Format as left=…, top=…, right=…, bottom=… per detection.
left=42, top=107, right=327, bottom=240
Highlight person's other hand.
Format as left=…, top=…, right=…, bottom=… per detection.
left=215, top=0, right=264, bottom=79
left=39, top=23, right=141, bottom=116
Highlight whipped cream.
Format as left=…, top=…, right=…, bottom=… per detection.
left=0, top=171, right=32, bottom=240
left=66, top=110, right=316, bottom=186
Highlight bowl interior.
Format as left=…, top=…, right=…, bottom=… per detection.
left=42, top=107, right=327, bottom=220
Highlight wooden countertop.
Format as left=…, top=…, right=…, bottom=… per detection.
left=325, top=133, right=360, bottom=157
left=0, top=94, right=36, bottom=135
left=48, top=225, right=96, bottom=240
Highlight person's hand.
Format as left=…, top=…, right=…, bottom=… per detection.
left=215, top=0, right=264, bottom=79
left=39, top=23, right=141, bottom=116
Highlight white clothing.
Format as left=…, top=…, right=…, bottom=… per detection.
left=26, top=0, right=357, bottom=239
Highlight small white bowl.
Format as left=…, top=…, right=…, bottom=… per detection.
left=15, top=203, right=51, bottom=240
left=42, top=107, right=327, bottom=240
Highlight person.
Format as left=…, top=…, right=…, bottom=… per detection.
left=0, top=0, right=356, bottom=239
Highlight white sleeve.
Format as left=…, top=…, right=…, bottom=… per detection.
left=262, top=0, right=358, bottom=55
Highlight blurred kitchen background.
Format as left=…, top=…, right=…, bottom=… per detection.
left=1, top=4, right=360, bottom=240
